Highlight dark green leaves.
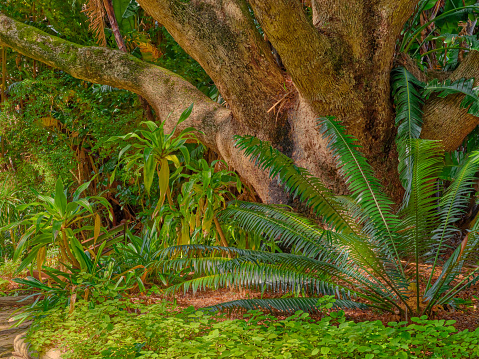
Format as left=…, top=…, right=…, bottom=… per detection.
left=424, top=77, right=479, bottom=117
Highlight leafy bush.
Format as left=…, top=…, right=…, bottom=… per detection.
left=6, top=178, right=112, bottom=271
left=26, top=297, right=479, bottom=358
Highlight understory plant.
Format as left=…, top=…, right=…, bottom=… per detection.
left=0, top=176, right=22, bottom=255
left=26, top=297, right=479, bottom=359
left=5, top=178, right=112, bottom=272
left=161, top=68, right=479, bottom=317
left=109, top=104, right=199, bottom=216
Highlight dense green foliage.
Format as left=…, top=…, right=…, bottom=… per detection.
left=1, top=1, right=479, bottom=358
left=162, top=110, right=479, bottom=316
left=26, top=297, right=479, bottom=358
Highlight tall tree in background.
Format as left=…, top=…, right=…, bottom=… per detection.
left=0, top=1, right=478, bottom=203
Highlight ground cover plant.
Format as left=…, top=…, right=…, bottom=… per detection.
left=24, top=297, right=479, bottom=358
left=1, top=1, right=479, bottom=358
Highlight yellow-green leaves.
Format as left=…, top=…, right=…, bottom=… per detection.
left=12, top=179, right=112, bottom=272
left=109, top=104, right=199, bottom=218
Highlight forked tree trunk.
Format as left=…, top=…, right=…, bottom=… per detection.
left=1, top=1, right=478, bottom=203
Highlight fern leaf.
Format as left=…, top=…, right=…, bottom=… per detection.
left=218, top=201, right=344, bottom=261
left=424, top=77, right=479, bottom=117
left=82, top=0, right=107, bottom=46
left=391, top=67, right=425, bottom=205
left=316, top=117, right=401, bottom=261
left=431, top=151, right=479, bottom=259
left=204, top=297, right=368, bottom=314
left=235, top=136, right=355, bottom=234
left=399, top=139, right=443, bottom=309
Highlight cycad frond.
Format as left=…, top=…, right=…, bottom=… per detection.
left=218, top=201, right=343, bottom=261
left=234, top=136, right=354, bottom=233
left=424, top=78, right=479, bottom=117
left=399, top=139, right=443, bottom=311
left=316, top=117, right=400, bottom=261
left=161, top=244, right=398, bottom=309
left=205, top=297, right=367, bottom=314
left=391, top=67, right=424, bottom=140
left=82, top=0, right=107, bottom=46
left=429, top=151, right=479, bottom=265
left=391, top=67, right=425, bottom=205
left=400, top=139, right=443, bottom=257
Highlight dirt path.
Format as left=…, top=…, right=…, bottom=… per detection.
left=0, top=296, right=34, bottom=359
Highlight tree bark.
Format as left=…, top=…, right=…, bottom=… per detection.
left=139, top=0, right=286, bottom=136
left=1, top=0, right=479, bottom=205
left=0, top=12, right=286, bottom=203
left=421, top=51, right=479, bottom=152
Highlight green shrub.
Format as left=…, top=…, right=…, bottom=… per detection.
left=26, top=297, right=479, bottom=359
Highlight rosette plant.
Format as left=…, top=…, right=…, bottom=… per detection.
left=161, top=68, right=479, bottom=317
left=8, top=178, right=112, bottom=273
left=109, top=104, right=199, bottom=217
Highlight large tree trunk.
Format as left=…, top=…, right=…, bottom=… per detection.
left=1, top=1, right=478, bottom=204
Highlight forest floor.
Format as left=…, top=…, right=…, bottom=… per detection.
left=137, top=285, right=479, bottom=333
left=0, top=269, right=478, bottom=335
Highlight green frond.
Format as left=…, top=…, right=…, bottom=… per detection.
left=204, top=297, right=368, bottom=314
left=218, top=201, right=345, bottom=261
left=316, top=117, right=401, bottom=263
left=429, top=151, right=479, bottom=261
left=156, top=257, right=229, bottom=275
left=391, top=67, right=424, bottom=141
left=234, top=136, right=354, bottom=233
left=160, top=244, right=397, bottom=308
left=424, top=244, right=465, bottom=305
left=398, top=139, right=443, bottom=311
left=391, top=67, right=425, bottom=205
left=424, top=77, right=479, bottom=117
left=399, top=139, right=443, bottom=258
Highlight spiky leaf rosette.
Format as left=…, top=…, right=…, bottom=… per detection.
left=234, top=135, right=355, bottom=234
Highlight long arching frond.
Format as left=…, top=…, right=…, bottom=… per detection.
left=218, top=201, right=345, bottom=261
left=205, top=297, right=368, bottom=314
left=234, top=136, right=355, bottom=234
left=427, top=151, right=479, bottom=288
left=391, top=67, right=425, bottom=205
left=316, top=117, right=401, bottom=264
left=423, top=77, right=479, bottom=117
left=398, top=139, right=443, bottom=310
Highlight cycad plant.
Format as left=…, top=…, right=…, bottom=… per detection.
left=160, top=68, right=479, bottom=317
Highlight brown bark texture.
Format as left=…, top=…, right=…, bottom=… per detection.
left=1, top=0, right=478, bottom=203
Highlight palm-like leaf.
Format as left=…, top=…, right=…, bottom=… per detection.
left=159, top=103, right=479, bottom=316
left=426, top=151, right=479, bottom=289
left=235, top=135, right=355, bottom=234
left=398, top=139, right=443, bottom=312
left=205, top=297, right=367, bottom=314
left=218, top=201, right=342, bottom=261
left=391, top=67, right=425, bottom=205
left=423, top=78, right=479, bottom=117
left=316, top=117, right=401, bottom=265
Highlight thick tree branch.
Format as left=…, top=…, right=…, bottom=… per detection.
left=0, top=12, right=229, bottom=151
left=137, top=0, right=285, bottom=134
left=247, top=0, right=348, bottom=106
left=0, top=12, right=288, bottom=203
left=422, top=51, right=479, bottom=151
